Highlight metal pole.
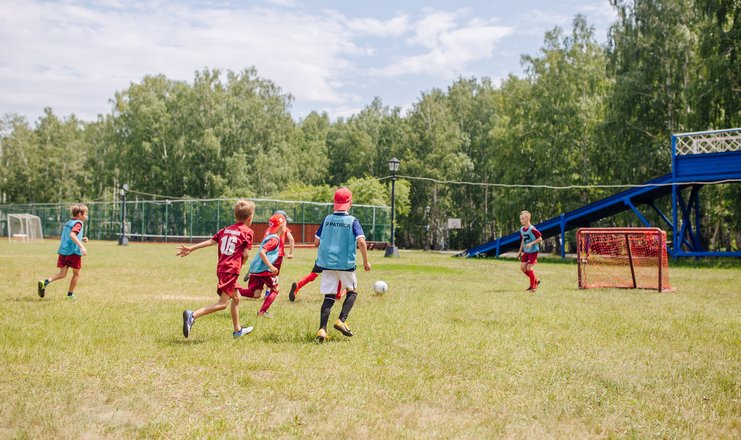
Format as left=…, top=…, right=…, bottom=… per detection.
left=385, top=173, right=400, bottom=257
left=119, top=186, right=128, bottom=245
left=625, top=233, right=636, bottom=288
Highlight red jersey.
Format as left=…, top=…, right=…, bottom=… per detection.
left=263, top=227, right=290, bottom=257
left=212, top=222, right=254, bottom=274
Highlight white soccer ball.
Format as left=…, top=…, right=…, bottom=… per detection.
left=373, top=280, right=388, bottom=295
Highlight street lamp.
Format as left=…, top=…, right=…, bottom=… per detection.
left=119, top=183, right=129, bottom=246
left=385, top=157, right=400, bottom=257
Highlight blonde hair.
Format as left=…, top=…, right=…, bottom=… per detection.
left=519, top=210, right=531, bottom=219
left=234, top=200, right=255, bottom=222
left=71, top=203, right=88, bottom=217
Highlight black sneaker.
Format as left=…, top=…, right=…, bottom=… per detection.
left=37, top=280, right=45, bottom=298
left=288, top=282, right=297, bottom=302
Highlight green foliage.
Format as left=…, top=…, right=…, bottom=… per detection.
left=0, top=6, right=738, bottom=250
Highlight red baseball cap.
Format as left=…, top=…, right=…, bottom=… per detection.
left=267, top=213, right=285, bottom=233
left=334, top=187, right=352, bottom=211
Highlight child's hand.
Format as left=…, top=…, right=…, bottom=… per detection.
left=176, top=245, right=192, bottom=257
left=286, top=254, right=293, bottom=259
left=524, top=243, right=531, bottom=250
left=80, top=246, right=87, bottom=256
left=82, top=237, right=89, bottom=243
left=269, top=266, right=279, bottom=275
left=364, top=261, right=371, bottom=272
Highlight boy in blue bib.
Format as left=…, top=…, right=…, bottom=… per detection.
left=517, top=210, right=543, bottom=292
left=37, top=204, right=88, bottom=299
left=314, top=187, right=371, bottom=342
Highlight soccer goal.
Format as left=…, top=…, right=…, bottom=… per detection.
left=577, top=228, right=672, bottom=292
left=7, top=213, right=44, bottom=242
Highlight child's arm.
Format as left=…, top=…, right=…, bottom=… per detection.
left=518, top=237, right=524, bottom=257
left=525, top=236, right=543, bottom=250
left=242, top=247, right=250, bottom=265
left=177, top=239, right=216, bottom=257
left=70, top=231, right=87, bottom=256
left=259, top=248, right=278, bottom=274
left=286, top=230, right=295, bottom=259
left=357, top=237, right=371, bottom=272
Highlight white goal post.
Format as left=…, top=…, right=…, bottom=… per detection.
left=7, top=214, right=44, bottom=241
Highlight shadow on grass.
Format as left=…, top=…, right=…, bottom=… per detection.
left=10, top=296, right=52, bottom=303
left=162, top=337, right=207, bottom=346
left=251, top=330, right=353, bottom=345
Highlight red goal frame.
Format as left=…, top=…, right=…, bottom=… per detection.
left=577, top=227, right=673, bottom=292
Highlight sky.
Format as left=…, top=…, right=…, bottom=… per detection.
left=0, top=0, right=617, bottom=123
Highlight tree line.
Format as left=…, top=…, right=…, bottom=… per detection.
left=1, top=1, right=739, bottom=251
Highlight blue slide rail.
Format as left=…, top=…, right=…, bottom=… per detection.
left=462, top=128, right=741, bottom=259
left=460, top=173, right=679, bottom=258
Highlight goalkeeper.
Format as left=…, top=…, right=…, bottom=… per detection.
left=517, top=210, right=543, bottom=292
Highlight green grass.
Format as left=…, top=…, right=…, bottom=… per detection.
left=0, top=240, right=739, bottom=439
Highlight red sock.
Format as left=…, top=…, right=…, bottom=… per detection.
left=259, top=291, right=278, bottom=314
left=526, top=270, right=537, bottom=288
left=297, top=272, right=318, bottom=290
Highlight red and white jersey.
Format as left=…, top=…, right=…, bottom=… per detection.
left=212, top=222, right=254, bottom=274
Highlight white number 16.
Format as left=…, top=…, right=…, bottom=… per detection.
left=220, top=236, right=238, bottom=255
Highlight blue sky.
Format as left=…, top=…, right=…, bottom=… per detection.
left=0, top=0, right=616, bottom=122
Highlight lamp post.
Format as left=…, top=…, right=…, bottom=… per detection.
left=119, top=183, right=129, bottom=246
left=385, top=157, right=400, bottom=258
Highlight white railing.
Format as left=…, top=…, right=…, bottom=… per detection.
left=674, top=128, right=741, bottom=156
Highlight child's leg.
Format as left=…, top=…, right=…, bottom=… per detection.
left=230, top=294, right=241, bottom=332
left=237, top=276, right=261, bottom=298
left=47, top=266, right=70, bottom=284
left=258, top=289, right=278, bottom=315
left=296, top=271, right=318, bottom=291
left=193, top=293, right=230, bottom=319
left=319, top=294, right=335, bottom=330
left=338, top=290, right=357, bottom=322
left=525, top=263, right=537, bottom=289
left=318, top=272, right=339, bottom=330
left=519, top=261, right=528, bottom=275
left=68, top=268, right=81, bottom=294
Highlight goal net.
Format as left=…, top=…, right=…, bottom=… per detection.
left=7, top=214, right=44, bottom=241
left=577, top=228, right=672, bottom=292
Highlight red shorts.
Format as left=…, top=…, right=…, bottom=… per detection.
left=57, top=254, right=82, bottom=269
left=520, top=252, right=538, bottom=264
left=216, top=272, right=241, bottom=297
left=240, top=274, right=278, bottom=298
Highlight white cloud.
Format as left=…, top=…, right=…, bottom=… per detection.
left=0, top=0, right=364, bottom=119
left=373, top=10, right=513, bottom=79
left=0, top=1, right=613, bottom=122
left=344, top=15, right=410, bottom=37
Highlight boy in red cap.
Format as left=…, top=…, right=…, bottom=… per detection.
left=313, top=187, right=371, bottom=343
left=179, top=200, right=255, bottom=339
left=253, top=210, right=294, bottom=301
left=238, top=213, right=287, bottom=317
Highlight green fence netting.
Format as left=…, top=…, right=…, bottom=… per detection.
left=0, top=198, right=391, bottom=243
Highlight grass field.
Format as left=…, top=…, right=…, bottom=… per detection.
left=0, top=240, right=739, bottom=439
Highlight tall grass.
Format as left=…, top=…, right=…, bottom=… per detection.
left=0, top=240, right=738, bottom=438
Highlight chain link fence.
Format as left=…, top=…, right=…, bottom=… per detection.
left=0, top=198, right=391, bottom=243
